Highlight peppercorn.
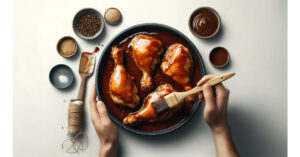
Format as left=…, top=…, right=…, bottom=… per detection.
left=76, top=13, right=101, bottom=37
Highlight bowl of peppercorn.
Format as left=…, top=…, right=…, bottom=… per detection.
left=73, top=8, right=105, bottom=40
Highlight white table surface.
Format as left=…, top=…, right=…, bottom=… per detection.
left=14, top=0, right=287, bottom=156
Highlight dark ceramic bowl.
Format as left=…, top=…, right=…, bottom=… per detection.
left=209, top=47, right=230, bottom=68
left=188, top=7, right=221, bottom=39
left=49, top=64, right=74, bottom=89
left=95, top=23, right=206, bottom=135
left=73, top=8, right=105, bottom=40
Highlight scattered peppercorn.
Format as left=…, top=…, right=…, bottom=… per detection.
left=76, top=13, right=101, bottom=37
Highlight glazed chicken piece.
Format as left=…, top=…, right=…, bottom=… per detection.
left=161, top=43, right=195, bottom=101
left=109, top=46, right=140, bottom=109
left=131, top=34, right=164, bottom=91
left=123, top=84, right=184, bottom=125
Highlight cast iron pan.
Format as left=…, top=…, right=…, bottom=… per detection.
left=95, top=23, right=206, bottom=135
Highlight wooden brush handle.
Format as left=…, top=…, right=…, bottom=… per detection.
left=77, top=76, right=87, bottom=101
left=176, top=72, right=235, bottom=102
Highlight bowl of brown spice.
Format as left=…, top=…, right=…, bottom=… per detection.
left=57, top=36, right=78, bottom=58
left=73, top=8, right=105, bottom=40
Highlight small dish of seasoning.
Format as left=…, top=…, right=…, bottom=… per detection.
left=57, top=36, right=78, bottom=58
left=49, top=64, right=74, bottom=89
left=73, top=8, right=105, bottom=40
left=104, top=8, right=122, bottom=25
left=189, top=7, right=221, bottom=38
left=209, top=47, right=230, bottom=68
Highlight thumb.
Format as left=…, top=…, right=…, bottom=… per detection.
left=203, top=84, right=217, bottom=109
left=96, top=101, right=111, bottom=122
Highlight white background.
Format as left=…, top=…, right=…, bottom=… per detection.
left=6, top=0, right=289, bottom=156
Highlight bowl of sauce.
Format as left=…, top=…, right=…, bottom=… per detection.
left=209, top=47, right=230, bottom=68
left=189, top=7, right=221, bottom=38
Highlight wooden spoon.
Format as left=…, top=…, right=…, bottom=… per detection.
left=77, top=52, right=96, bottom=100
left=68, top=52, right=95, bottom=136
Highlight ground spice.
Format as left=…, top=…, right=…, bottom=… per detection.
left=77, top=13, right=101, bottom=37
left=60, top=39, right=77, bottom=56
left=104, top=8, right=122, bottom=25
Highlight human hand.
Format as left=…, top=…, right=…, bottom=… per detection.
left=89, top=84, right=119, bottom=157
left=198, top=75, right=239, bottom=157
left=197, top=75, right=230, bottom=133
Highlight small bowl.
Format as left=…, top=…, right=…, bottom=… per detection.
left=49, top=64, right=74, bottom=89
left=209, top=47, right=230, bottom=68
left=104, top=8, right=122, bottom=25
left=188, top=7, right=221, bottom=39
left=73, top=8, right=105, bottom=40
left=57, top=36, right=78, bottom=58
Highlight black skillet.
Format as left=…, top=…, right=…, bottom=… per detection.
left=95, top=23, right=206, bottom=135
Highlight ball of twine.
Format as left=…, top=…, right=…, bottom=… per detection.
left=62, top=100, right=88, bottom=154
left=68, top=100, right=84, bottom=136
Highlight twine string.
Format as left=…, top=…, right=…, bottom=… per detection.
left=62, top=133, right=88, bottom=154
left=68, top=101, right=84, bottom=136
left=62, top=100, right=88, bottom=154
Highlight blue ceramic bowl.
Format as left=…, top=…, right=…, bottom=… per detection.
left=49, top=64, right=74, bottom=89
left=73, top=8, right=105, bottom=40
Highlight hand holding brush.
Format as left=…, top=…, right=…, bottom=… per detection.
left=153, top=72, right=235, bottom=114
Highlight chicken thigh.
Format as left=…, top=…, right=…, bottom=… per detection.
left=109, top=46, right=140, bottom=109
left=131, top=34, right=164, bottom=91
left=123, top=84, right=184, bottom=125
left=160, top=43, right=195, bottom=101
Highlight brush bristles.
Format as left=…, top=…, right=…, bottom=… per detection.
left=152, top=98, right=169, bottom=114
left=164, top=93, right=179, bottom=108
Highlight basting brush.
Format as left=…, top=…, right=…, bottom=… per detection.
left=152, top=72, right=235, bottom=114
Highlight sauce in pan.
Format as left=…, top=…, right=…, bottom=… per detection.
left=101, top=30, right=202, bottom=131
